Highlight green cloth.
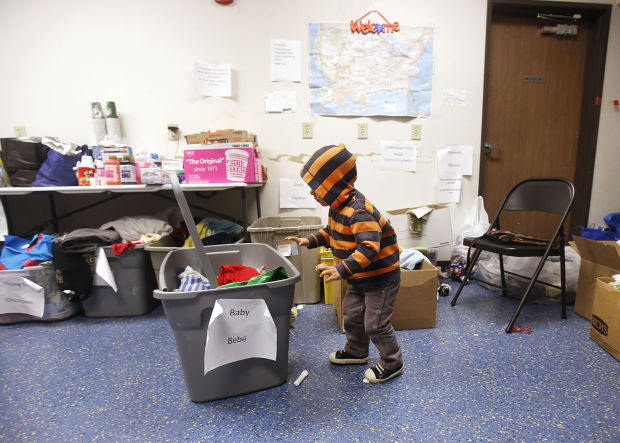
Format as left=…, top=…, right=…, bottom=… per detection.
left=218, top=266, right=289, bottom=288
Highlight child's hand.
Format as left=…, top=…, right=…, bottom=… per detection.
left=285, top=236, right=309, bottom=247
left=315, top=264, right=341, bottom=282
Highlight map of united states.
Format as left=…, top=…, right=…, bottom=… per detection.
left=309, top=23, right=433, bottom=117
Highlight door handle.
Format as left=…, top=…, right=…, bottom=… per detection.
left=484, top=142, right=503, bottom=154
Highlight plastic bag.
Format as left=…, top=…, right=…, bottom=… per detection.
left=452, top=196, right=491, bottom=263
left=573, top=225, right=620, bottom=241
left=31, top=144, right=87, bottom=187
left=604, top=212, right=620, bottom=233
left=475, top=246, right=580, bottom=304
left=0, top=138, right=48, bottom=186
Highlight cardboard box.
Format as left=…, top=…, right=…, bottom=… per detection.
left=387, top=205, right=452, bottom=249
left=185, top=130, right=252, bottom=145
left=589, top=277, right=620, bottom=361
left=183, top=142, right=261, bottom=184
left=572, top=236, right=620, bottom=320
left=333, top=261, right=438, bottom=332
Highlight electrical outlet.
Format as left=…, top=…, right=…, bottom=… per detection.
left=13, top=125, right=27, bottom=137
left=168, top=124, right=180, bottom=141
left=411, top=123, right=422, bottom=140
left=357, top=123, right=368, bottom=139
left=302, top=122, right=313, bottom=139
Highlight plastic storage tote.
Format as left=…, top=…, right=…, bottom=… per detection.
left=82, top=244, right=159, bottom=317
left=247, top=216, right=322, bottom=304
left=145, top=234, right=244, bottom=289
left=0, top=263, right=81, bottom=324
left=154, top=242, right=300, bottom=402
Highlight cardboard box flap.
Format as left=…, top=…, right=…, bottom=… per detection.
left=387, top=205, right=452, bottom=249
left=387, top=204, right=447, bottom=216
left=573, top=236, right=620, bottom=269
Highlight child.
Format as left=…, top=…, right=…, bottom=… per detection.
left=286, top=144, right=403, bottom=383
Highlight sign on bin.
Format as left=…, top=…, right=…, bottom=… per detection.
left=204, top=298, right=277, bottom=374
left=0, top=275, right=44, bottom=317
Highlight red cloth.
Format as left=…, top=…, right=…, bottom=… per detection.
left=111, top=242, right=143, bottom=256
left=217, top=264, right=260, bottom=285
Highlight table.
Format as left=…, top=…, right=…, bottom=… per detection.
left=0, top=183, right=263, bottom=236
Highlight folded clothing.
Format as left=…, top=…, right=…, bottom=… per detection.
left=176, top=265, right=211, bottom=292
left=59, top=228, right=121, bottom=253
left=400, top=248, right=431, bottom=270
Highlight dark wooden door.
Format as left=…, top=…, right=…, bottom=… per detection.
left=481, top=9, right=589, bottom=238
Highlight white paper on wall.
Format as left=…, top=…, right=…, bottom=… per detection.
left=437, top=145, right=473, bottom=178
left=280, top=177, right=318, bottom=208
left=195, top=61, right=232, bottom=97
left=271, top=39, right=301, bottom=82
left=204, top=298, right=277, bottom=374
left=380, top=141, right=417, bottom=171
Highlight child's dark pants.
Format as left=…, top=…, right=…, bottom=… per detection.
left=342, top=277, right=403, bottom=370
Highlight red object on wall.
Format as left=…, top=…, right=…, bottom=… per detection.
left=215, top=0, right=233, bottom=4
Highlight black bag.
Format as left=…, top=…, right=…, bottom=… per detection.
left=0, top=138, right=48, bottom=186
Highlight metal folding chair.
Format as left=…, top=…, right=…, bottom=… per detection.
left=450, top=177, right=575, bottom=332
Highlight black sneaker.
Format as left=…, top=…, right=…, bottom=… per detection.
left=364, top=363, right=404, bottom=383
left=329, top=350, right=369, bottom=365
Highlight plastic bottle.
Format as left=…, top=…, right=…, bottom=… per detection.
left=119, top=156, right=137, bottom=185
left=104, top=157, right=121, bottom=185
left=94, top=160, right=105, bottom=186
left=78, top=154, right=96, bottom=186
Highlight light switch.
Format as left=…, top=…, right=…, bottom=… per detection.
left=357, top=123, right=368, bottom=139
left=302, top=122, right=313, bottom=139
left=411, top=123, right=422, bottom=140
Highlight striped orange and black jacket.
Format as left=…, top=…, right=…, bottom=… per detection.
left=301, top=144, right=400, bottom=288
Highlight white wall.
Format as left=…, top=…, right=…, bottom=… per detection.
left=0, top=0, right=618, bottom=257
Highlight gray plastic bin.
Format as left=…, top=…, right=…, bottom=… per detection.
left=154, top=242, right=300, bottom=402
left=82, top=244, right=159, bottom=317
left=247, top=216, right=322, bottom=304
left=145, top=235, right=244, bottom=289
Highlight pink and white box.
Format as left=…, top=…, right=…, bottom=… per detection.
left=184, top=142, right=261, bottom=184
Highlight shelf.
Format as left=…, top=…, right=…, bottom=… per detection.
left=0, top=182, right=264, bottom=195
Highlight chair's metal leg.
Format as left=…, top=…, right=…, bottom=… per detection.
left=499, top=254, right=506, bottom=297
left=505, top=253, right=551, bottom=333
left=560, top=245, right=567, bottom=319
left=451, top=248, right=482, bottom=306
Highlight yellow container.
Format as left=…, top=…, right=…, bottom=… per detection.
left=320, top=246, right=335, bottom=304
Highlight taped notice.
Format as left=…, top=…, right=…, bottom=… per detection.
left=204, top=298, right=277, bottom=374
left=0, top=275, right=44, bottom=317
left=92, top=247, right=117, bottom=292
left=276, top=239, right=299, bottom=257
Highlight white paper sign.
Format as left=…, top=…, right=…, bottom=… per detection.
left=271, top=39, right=301, bottom=82
left=276, top=239, right=299, bottom=257
left=265, top=91, right=297, bottom=113
left=380, top=141, right=417, bottom=171
left=441, top=89, right=467, bottom=107
left=0, top=275, right=44, bottom=317
left=437, top=145, right=473, bottom=177
left=437, top=178, right=462, bottom=203
left=195, top=62, right=232, bottom=97
left=204, top=298, right=277, bottom=374
left=280, top=177, right=318, bottom=208
left=92, top=247, right=117, bottom=293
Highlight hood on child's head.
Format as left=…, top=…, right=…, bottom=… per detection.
left=300, top=144, right=357, bottom=209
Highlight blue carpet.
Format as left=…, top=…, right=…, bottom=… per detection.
left=1, top=279, right=618, bottom=441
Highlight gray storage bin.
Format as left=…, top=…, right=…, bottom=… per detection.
left=82, top=244, right=159, bottom=317
left=154, top=243, right=300, bottom=402
left=247, top=216, right=322, bottom=304
left=145, top=234, right=244, bottom=289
